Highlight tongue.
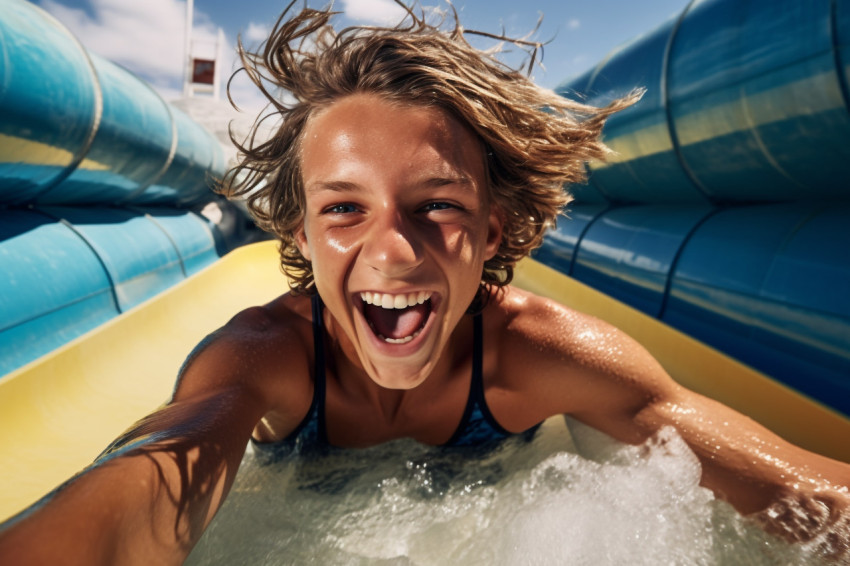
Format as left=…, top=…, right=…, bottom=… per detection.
left=364, top=303, right=429, bottom=340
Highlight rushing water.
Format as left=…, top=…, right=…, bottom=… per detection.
left=187, top=417, right=833, bottom=565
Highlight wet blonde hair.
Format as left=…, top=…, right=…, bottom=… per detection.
left=221, top=0, right=638, bottom=294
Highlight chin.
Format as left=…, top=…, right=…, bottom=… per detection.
left=366, top=362, right=431, bottom=390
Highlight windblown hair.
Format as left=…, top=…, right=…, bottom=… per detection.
left=221, top=0, right=638, bottom=294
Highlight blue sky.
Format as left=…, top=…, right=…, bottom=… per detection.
left=35, top=0, right=688, bottom=112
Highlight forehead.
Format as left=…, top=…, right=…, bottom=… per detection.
left=300, top=94, right=485, bottom=189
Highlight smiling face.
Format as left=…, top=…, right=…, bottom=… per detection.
left=296, top=94, right=502, bottom=390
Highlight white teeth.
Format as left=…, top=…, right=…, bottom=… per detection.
left=359, top=291, right=433, bottom=344
left=377, top=329, right=422, bottom=344
left=360, top=291, right=432, bottom=309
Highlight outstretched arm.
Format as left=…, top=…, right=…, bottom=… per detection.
left=0, top=386, right=266, bottom=566
left=0, top=305, right=305, bottom=565
left=572, top=325, right=849, bottom=550
left=633, top=381, right=850, bottom=543
left=501, top=291, right=850, bottom=551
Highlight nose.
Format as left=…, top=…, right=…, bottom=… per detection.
left=362, top=208, right=424, bottom=277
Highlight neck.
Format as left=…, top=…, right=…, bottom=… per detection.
left=327, top=314, right=474, bottom=426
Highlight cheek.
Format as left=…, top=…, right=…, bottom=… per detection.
left=451, top=233, right=473, bottom=263
left=310, top=229, right=359, bottom=281
left=433, top=225, right=477, bottom=265
left=325, top=235, right=353, bottom=255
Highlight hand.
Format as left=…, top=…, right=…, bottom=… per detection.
left=752, top=487, right=849, bottom=562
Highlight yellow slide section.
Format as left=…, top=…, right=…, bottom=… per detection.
left=0, top=242, right=285, bottom=522
left=2, top=241, right=848, bottom=522
left=514, top=259, right=850, bottom=464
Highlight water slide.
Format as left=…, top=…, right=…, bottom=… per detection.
left=0, top=0, right=244, bottom=376
left=1, top=0, right=849, bottom=523
left=538, top=0, right=850, bottom=416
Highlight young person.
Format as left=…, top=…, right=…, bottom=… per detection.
left=1, top=2, right=848, bottom=563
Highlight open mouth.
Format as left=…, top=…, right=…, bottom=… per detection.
left=360, top=291, right=433, bottom=344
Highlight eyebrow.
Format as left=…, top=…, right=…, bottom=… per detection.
left=305, top=175, right=475, bottom=194
left=304, top=180, right=361, bottom=194
left=423, top=175, right=474, bottom=189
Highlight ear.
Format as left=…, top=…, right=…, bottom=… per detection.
left=294, top=224, right=311, bottom=262
left=484, top=204, right=504, bottom=261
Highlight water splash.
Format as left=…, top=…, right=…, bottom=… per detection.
left=187, top=418, right=833, bottom=565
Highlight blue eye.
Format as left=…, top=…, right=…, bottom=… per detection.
left=422, top=202, right=454, bottom=212
left=326, top=203, right=358, bottom=214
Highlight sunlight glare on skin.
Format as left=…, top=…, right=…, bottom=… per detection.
left=326, top=237, right=351, bottom=255
left=296, top=94, right=499, bottom=390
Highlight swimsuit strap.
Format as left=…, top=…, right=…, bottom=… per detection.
left=311, top=294, right=329, bottom=444
left=471, top=313, right=485, bottom=401
left=442, top=312, right=510, bottom=446
left=469, top=312, right=510, bottom=435
left=263, top=299, right=526, bottom=452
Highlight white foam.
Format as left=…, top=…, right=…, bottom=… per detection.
left=187, top=417, right=833, bottom=565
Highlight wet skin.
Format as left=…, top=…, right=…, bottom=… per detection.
left=2, top=95, right=849, bottom=566
left=296, top=94, right=502, bottom=392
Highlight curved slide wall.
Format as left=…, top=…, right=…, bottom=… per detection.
left=539, top=0, right=850, bottom=415
left=0, top=0, right=232, bottom=375
left=2, top=0, right=848, bottom=420
left=1, top=0, right=849, bottom=522
left=2, top=241, right=848, bottom=522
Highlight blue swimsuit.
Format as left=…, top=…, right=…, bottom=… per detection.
left=253, top=295, right=538, bottom=455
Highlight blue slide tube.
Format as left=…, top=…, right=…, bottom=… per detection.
left=540, top=0, right=850, bottom=415
left=0, top=0, right=229, bottom=375
left=558, top=0, right=850, bottom=204
left=0, top=0, right=224, bottom=206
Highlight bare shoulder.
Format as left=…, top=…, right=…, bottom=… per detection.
left=173, top=292, right=315, bottom=409
left=490, top=285, right=646, bottom=366
left=487, top=286, right=677, bottom=434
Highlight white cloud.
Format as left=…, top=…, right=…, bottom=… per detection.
left=39, top=0, right=220, bottom=95
left=243, top=22, right=270, bottom=44
left=567, top=18, right=580, bottom=30
left=36, top=0, right=274, bottom=147
left=341, top=0, right=408, bottom=26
